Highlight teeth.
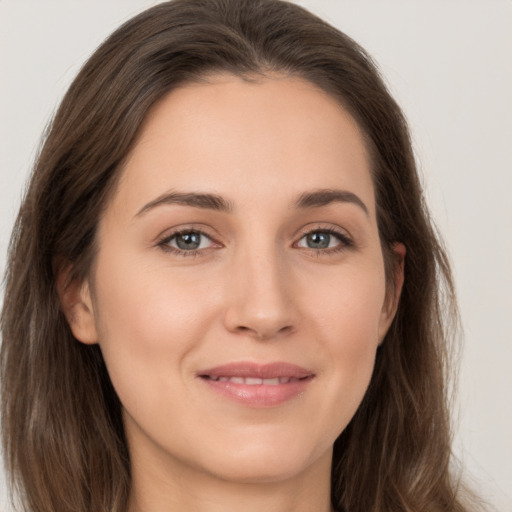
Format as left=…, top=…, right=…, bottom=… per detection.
left=245, top=377, right=263, bottom=385
left=207, top=376, right=300, bottom=385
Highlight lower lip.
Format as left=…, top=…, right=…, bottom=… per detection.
left=200, top=377, right=314, bottom=407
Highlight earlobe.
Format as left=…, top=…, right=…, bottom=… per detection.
left=378, top=242, right=406, bottom=343
left=56, top=266, right=99, bottom=345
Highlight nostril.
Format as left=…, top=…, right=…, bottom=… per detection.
left=233, top=324, right=295, bottom=341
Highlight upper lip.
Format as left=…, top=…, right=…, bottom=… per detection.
left=198, top=361, right=314, bottom=379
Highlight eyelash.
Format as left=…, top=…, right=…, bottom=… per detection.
left=157, top=227, right=353, bottom=257
left=297, top=228, right=353, bottom=256
left=157, top=228, right=217, bottom=258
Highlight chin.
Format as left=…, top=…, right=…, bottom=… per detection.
left=208, top=456, right=313, bottom=485
left=197, top=432, right=331, bottom=484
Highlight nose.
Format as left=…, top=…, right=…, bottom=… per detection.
left=223, top=246, right=298, bottom=341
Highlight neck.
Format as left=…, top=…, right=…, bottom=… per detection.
left=127, top=446, right=334, bottom=512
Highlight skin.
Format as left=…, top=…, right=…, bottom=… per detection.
left=63, top=74, right=404, bottom=512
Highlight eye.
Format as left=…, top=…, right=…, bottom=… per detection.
left=159, top=230, right=216, bottom=254
left=296, top=229, right=352, bottom=252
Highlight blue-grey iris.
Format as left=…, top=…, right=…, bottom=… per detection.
left=306, top=232, right=331, bottom=249
left=176, top=232, right=201, bottom=250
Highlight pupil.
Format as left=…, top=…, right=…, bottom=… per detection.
left=176, top=232, right=200, bottom=250
left=307, top=232, right=330, bottom=249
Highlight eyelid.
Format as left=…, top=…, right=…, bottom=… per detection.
left=156, top=225, right=222, bottom=256
left=295, top=223, right=352, bottom=240
left=155, top=223, right=220, bottom=243
left=293, top=225, right=354, bottom=253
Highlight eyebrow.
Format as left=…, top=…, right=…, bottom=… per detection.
left=293, top=188, right=369, bottom=216
left=135, top=191, right=234, bottom=217
left=135, top=188, right=368, bottom=218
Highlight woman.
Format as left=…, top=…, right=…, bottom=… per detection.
left=1, top=0, right=479, bottom=511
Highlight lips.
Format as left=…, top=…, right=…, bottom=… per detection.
left=198, top=362, right=315, bottom=407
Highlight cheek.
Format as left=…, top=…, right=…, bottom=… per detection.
left=304, top=263, right=386, bottom=427
left=94, top=243, right=220, bottom=332
left=308, top=258, right=386, bottom=348
left=91, top=252, right=220, bottom=403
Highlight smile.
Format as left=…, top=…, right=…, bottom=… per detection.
left=198, top=362, right=315, bottom=407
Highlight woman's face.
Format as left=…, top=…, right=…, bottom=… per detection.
left=70, top=75, right=403, bottom=487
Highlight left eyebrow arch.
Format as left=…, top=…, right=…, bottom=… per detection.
left=293, top=188, right=369, bottom=216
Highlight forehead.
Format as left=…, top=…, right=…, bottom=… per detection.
left=115, top=74, right=375, bottom=217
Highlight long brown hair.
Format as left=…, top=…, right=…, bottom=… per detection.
left=1, top=1, right=472, bottom=510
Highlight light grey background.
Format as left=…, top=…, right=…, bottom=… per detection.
left=0, top=1, right=511, bottom=510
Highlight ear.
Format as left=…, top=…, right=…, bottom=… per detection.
left=56, top=265, right=99, bottom=345
left=378, top=242, right=406, bottom=344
